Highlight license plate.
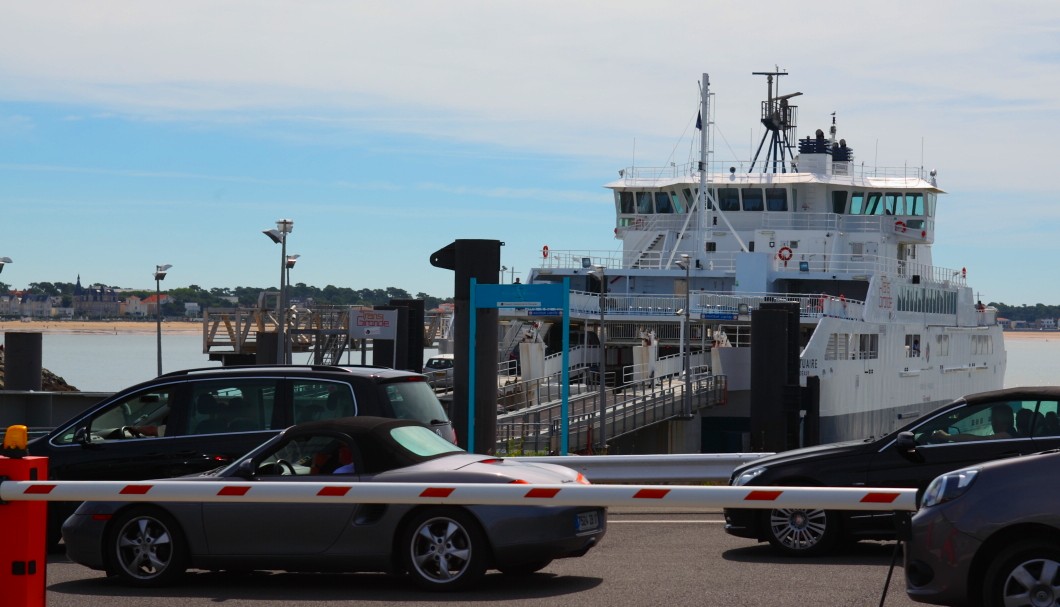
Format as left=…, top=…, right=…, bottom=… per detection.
left=576, top=510, right=600, bottom=533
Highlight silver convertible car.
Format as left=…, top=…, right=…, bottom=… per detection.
left=62, top=417, right=606, bottom=591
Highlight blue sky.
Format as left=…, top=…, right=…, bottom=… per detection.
left=1, top=1, right=1058, bottom=304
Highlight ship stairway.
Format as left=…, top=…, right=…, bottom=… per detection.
left=632, top=232, right=667, bottom=269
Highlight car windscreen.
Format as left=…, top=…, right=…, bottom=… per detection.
left=390, top=425, right=464, bottom=457
left=377, top=379, right=450, bottom=425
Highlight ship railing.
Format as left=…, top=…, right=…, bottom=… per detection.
left=538, top=250, right=624, bottom=270
left=568, top=290, right=866, bottom=323
left=496, top=370, right=727, bottom=454
left=772, top=253, right=967, bottom=286
left=616, top=162, right=932, bottom=183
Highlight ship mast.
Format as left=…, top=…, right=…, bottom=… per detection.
left=699, top=74, right=748, bottom=253
left=749, top=69, right=801, bottom=173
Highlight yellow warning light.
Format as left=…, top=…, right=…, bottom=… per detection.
left=2, top=424, right=29, bottom=454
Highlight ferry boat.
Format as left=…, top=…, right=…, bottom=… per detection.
left=523, top=71, right=1006, bottom=450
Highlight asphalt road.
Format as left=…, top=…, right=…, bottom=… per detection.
left=45, top=508, right=921, bottom=607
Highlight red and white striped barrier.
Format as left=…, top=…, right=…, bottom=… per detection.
left=0, top=480, right=918, bottom=511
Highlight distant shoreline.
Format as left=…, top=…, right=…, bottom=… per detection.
left=0, top=320, right=201, bottom=335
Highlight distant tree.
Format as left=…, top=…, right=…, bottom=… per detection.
left=28, top=282, right=60, bottom=296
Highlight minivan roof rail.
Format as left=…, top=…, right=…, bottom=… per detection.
left=158, top=364, right=394, bottom=378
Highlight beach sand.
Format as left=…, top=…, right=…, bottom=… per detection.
left=0, top=320, right=202, bottom=335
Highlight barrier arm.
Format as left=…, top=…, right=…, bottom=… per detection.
left=0, top=479, right=918, bottom=512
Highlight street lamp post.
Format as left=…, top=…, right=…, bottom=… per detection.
left=263, top=219, right=294, bottom=364
left=677, top=254, right=692, bottom=417
left=154, top=264, right=172, bottom=376
left=0, top=257, right=11, bottom=274
left=591, top=264, right=607, bottom=449
left=285, top=254, right=299, bottom=363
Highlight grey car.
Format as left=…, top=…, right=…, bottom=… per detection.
left=62, top=416, right=606, bottom=591
left=905, top=449, right=1060, bottom=606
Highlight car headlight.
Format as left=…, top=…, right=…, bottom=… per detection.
left=732, top=466, right=767, bottom=486
left=921, top=469, right=979, bottom=508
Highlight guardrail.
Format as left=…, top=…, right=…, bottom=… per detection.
left=511, top=453, right=772, bottom=483
left=0, top=479, right=917, bottom=511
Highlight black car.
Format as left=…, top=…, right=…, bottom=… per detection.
left=724, top=387, right=1060, bottom=556
left=905, top=450, right=1060, bottom=606
left=62, top=416, right=605, bottom=591
left=28, top=364, right=456, bottom=545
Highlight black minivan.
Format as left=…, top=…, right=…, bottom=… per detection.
left=28, top=365, right=456, bottom=544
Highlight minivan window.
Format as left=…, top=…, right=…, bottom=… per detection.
left=60, top=387, right=176, bottom=443
left=379, top=380, right=448, bottom=424
left=291, top=380, right=357, bottom=424
left=189, top=378, right=279, bottom=435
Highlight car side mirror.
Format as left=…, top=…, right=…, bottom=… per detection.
left=73, top=426, right=98, bottom=448
left=234, top=459, right=256, bottom=480
left=895, top=431, right=923, bottom=463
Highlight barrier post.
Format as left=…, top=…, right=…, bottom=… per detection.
left=0, top=425, right=48, bottom=607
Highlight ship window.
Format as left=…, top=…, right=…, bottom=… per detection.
left=849, top=192, right=865, bottom=214
left=741, top=188, right=764, bottom=211
left=855, top=334, right=879, bottom=360
left=825, top=333, right=849, bottom=360
left=718, top=188, right=740, bottom=211
left=636, top=192, right=653, bottom=214
left=748, top=241, right=755, bottom=252
left=669, top=191, right=686, bottom=213
left=682, top=188, right=694, bottom=208
left=907, top=192, right=924, bottom=216
left=831, top=191, right=848, bottom=214
left=705, top=242, right=717, bottom=252
left=936, top=334, right=949, bottom=356
left=905, top=334, right=921, bottom=358
left=705, top=188, right=714, bottom=209
left=655, top=191, right=674, bottom=213
left=926, top=193, right=936, bottom=217
left=619, top=191, right=635, bottom=214
left=865, top=192, right=884, bottom=215
left=765, top=188, right=788, bottom=211
left=885, top=192, right=902, bottom=215
left=972, top=335, right=993, bottom=356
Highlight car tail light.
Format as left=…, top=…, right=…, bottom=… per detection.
left=576, top=473, right=591, bottom=485
left=508, top=479, right=531, bottom=484
left=91, top=514, right=112, bottom=522
left=479, top=458, right=503, bottom=465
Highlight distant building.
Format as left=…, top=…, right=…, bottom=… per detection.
left=184, top=302, right=201, bottom=318
left=73, top=275, right=120, bottom=319
left=1039, top=318, right=1058, bottom=331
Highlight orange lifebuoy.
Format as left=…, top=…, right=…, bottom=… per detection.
left=895, top=220, right=907, bottom=233
left=542, top=245, right=549, bottom=258
left=777, top=246, right=793, bottom=261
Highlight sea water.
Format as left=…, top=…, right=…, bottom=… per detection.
left=1, top=332, right=439, bottom=392
left=2, top=332, right=1057, bottom=393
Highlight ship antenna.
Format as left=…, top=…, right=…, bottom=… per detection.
left=748, top=69, right=802, bottom=174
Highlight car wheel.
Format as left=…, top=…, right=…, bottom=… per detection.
left=400, top=508, right=488, bottom=591
left=765, top=508, right=840, bottom=557
left=106, top=508, right=188, bottom=587
left=984, top=540, right=1060, bottom=607
left=499, top=559, right=552, bottom=576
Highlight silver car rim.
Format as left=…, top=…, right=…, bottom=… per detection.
left=769, top=508, right=827, bottom=551
left=115, top=515, right=175, bottom=580
left=409, top=516, right=473, bottom=584
left=1002, top=558, right=1060, bottom=607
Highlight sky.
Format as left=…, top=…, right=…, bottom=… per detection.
left=1, top=1, right=1058, bottom=304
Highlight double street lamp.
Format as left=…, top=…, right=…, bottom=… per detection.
left=263, top=219, right=294, bottom=364
left=154, top=264, right=172, bottom=376
left=0, top=256, right=12, bottom=274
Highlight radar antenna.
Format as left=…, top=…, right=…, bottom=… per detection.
left=749, top=70, right=802, bottom=173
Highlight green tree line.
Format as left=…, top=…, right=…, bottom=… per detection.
left=990, top=302, right=1060, bottom=323
left=0, top=281, right=452, bottom=314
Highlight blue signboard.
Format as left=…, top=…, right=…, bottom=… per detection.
left=702, top=312, right=738, bottom=320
